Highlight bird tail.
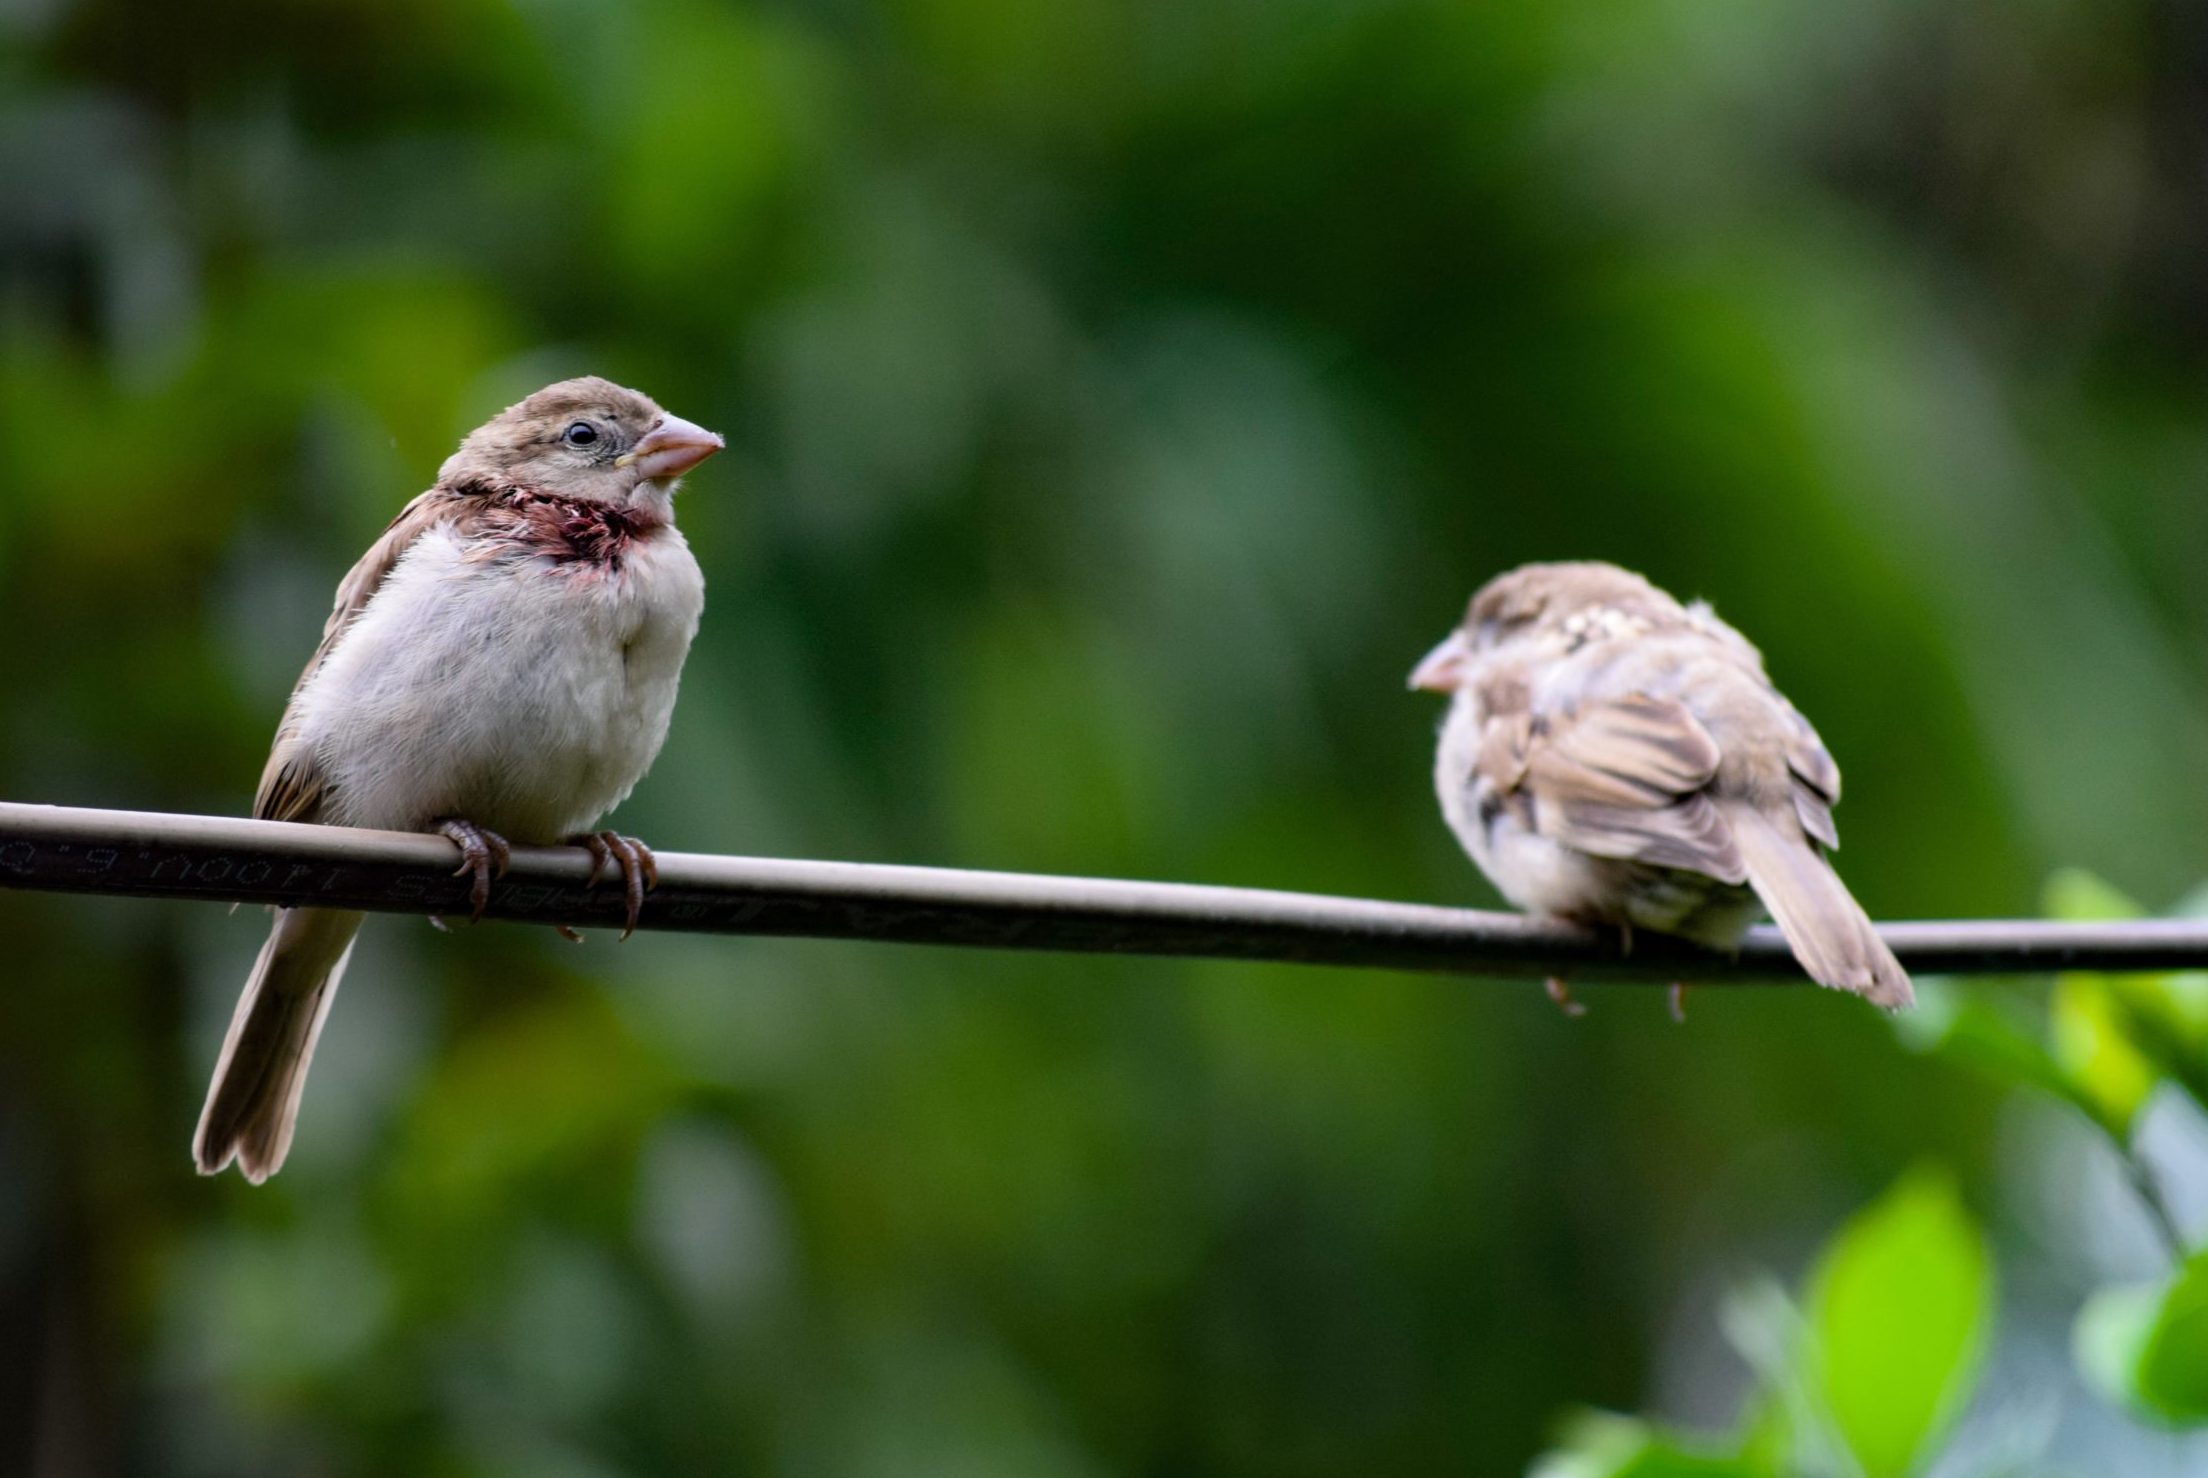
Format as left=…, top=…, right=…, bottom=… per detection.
left=1725, top=804, right=1913, bottom=1010
left=193, top=906, right=365, bottom=1182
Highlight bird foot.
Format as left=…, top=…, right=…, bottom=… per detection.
left=1668, top=982, right=1689, bottom=1023
left=568, top=830, right=658, bottom=940
left=435, top=818, right=512, bottom=923
left=1544, top=976, right=1588, bottom=1018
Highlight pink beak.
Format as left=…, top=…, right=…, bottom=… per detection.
left=1409, top=629, right=1473, bottom=692
left=623, top=413, right=725, bottom=482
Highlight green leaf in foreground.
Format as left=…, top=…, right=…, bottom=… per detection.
left=2076, top=1251, right=2208, bottom=1424
left=1808, top=1168, right=1993, bottom=1478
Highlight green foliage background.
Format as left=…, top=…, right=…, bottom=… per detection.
left=5, top=0, right=2208, bottom=1471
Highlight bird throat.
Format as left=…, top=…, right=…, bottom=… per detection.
left=453, top=479, right=670, bottom=572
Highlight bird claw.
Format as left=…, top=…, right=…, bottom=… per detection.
left=555, top=923, right=586, bottom=944
left=1544, top=976, right=1588, bottom=1018
left=435, top=818, right=512, bottom=923
left=568, top=831, right=657, bottom=940
left=1668, top=982, right=1689, bottom=1023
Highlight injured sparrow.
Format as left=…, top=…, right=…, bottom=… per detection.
left=1410, top=561, right=1911, bottom=1010
left=194, top=376, right=724, bottom=1182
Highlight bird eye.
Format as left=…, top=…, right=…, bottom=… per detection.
left=563, top=421, right=599, bottom=447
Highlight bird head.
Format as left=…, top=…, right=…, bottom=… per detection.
left=1410, top=561, right=1673, bottom=692
left=439, top=375, right=724, bottom=509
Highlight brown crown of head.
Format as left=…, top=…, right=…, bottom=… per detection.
left=1464, top=560, right=1681, bottom=637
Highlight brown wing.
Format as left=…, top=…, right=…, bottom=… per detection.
left=1504, top=693, right=1749, bottom=884
left=252, top=487, right=468, bottom=823
left=1778, top=704, right=1842, bottom=850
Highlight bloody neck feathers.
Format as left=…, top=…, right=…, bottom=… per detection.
left=449, top=478, right=670, bottom=570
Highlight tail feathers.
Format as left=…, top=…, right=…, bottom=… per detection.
left=194, top=907, right=364, bottom=1182
left=1726, top=805, right=1913, bottom=1010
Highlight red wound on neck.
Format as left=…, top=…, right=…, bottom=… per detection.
left=548, top=500, right=664, bottom=565
left=449, top=479, right=669, bottom=571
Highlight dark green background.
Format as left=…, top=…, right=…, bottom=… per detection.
left=5, top=0, right=2206, bottom=1471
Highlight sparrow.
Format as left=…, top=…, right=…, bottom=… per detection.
left=194, top=376, right=725, bottom=1182
left=1410, top=561, right=1912, bottom=1010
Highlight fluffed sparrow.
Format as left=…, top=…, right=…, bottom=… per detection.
left=1410, top=561, right=1911, bottom=1010
left=194, top=376, right=724, bottom=1182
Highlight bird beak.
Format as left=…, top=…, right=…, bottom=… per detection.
left=618, top=414, right=725, bottom=482
left=1409, top=630, right=1473, bottom=692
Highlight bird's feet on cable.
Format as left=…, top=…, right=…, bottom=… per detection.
left=435, top=818, right=513, bottom=923
left=569, top=830, right=658, bottom=940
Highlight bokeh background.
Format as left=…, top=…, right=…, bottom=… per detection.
left=8, top=0, right=2208, bottom=1472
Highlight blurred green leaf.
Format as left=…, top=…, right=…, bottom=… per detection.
left=2076, top=1283, right=2164, bottom=1415
left=2042, top=869, right=2208, bottom=1133
left=1609, top=1450, right=1757, bottom=1478
left=1895, top=978, right=2076, bottom=1104
left=2076, top=1252, right=2208, bottom=1425
left=1907, top=875, right=2208, bottom=1149
left=1719, top=1277, right=1842, bottom=1477
left=2042, top=867, right=2145, bottom=925
left=2049, top=977, right=2160, bottom=1139
left=1729, top=1404, right=1793, bottom=1478
left=2044, top=870, right=2159, bottom=1139
left=1808, top=1169, right=1992, bottom=1478
left=1530, top=1412, right=1756, bottom=1478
